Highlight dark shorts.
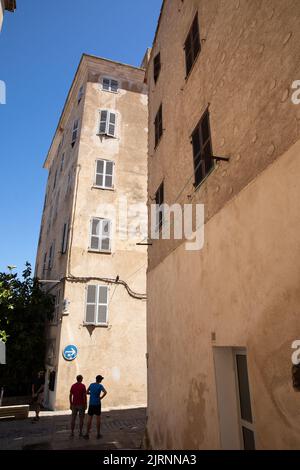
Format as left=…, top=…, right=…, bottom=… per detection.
left=88, top=405, right=101, bottom=416
left=72, top=405, right=85, bottom=418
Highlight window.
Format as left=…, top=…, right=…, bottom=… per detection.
left=53, top=289, right=61, bottom=323
left=90, top=218, right=111, bottom=252
left=60, top=153, right=65, bottom=173
left=235, top=351, right=255, bottom=450
left=78, top=85, right=84, bottom=103
left=61, top=222, right=69, bottom=254
left=43, top=252, right=47, bottom=275
left=185, top=13, right=201, bottom=77
left=153, top=52, right=161, bottom=83
left=155, top=182, right=164, bottom=229
left=53, top=169, right=58, bottom=190
left=154, top=104, right=163, bottom=148
left=95, top=159, right=114, bottom=189
left=192, top=109, right=213, bottom=187
left=98, top=110, right=117, bottom=138
left=102, top=78, right=119, bottom=93
left=85, top=285, right=109, bottom=325
left=54, top=190, right=60, bottom=220
left=71, top=119, right=79, bottom=146
left=48, top=243, right=55, bottom=270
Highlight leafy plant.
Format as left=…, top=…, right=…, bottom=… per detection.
left=0, top=263, right=54, bottom=396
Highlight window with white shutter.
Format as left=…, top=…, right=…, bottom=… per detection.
left=90, top=218, right=111, bottom=252
left=98, top=110, right=117, bottom=138
left=71, top=119, right=79, bottom=146
left=95, top=159, right=114, bottom=189
left=78, top=85, right=84, bottom=103
left=85, top=285, right=109, bottom=325
left=61, top=222, right=69, bottom=254
left=102, top=78, right=119, bottom=93
left=48, top=242, right=55, bottom=270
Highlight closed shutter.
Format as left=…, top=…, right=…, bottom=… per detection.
left=85, top=285, right=108, bottom=325
left=86, top=285, right=97, bottom=323
left=90, top=218, right=100, bottom=250
left=100, top=219, right=111, bottom=251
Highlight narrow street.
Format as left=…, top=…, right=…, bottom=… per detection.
left=0, top=407, right=146, bottom=450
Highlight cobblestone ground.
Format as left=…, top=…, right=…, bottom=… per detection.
left=0, top=407, right=146, bottom=450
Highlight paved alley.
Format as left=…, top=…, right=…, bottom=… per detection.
left=0, top=407, right=146, bottom=450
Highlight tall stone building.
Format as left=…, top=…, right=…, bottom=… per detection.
left=0, top=0, right=16, bottom=31
left=35, top=54, right=148, bottom=410
left=146, top=0, right=300, bottom=450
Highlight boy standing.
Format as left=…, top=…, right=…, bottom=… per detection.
left=69, top=375, right=87, bottom=437
left=84, top=375, right=107, bottom=439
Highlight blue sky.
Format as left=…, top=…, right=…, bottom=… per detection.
left=0, top=0, right=161, bottom=275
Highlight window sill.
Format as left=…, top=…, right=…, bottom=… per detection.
left=88, top=249, right=112, bottom=255
left=101, top=89, right=119, bottom=94
left=96, top=133, right=118, bottom=140
left=83, top=323, right=109, bottom=328
left=92, top=185, right=115, bottom=192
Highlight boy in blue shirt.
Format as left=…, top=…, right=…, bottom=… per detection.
left=84, top=375, right=107, bottom=439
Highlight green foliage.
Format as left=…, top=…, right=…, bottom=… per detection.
left=0, top=263, right=54, bottom=395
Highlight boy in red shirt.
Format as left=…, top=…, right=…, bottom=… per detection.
left=69, top=375, right=87, bottom=437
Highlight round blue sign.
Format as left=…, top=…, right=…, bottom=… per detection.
left=63, top=345, right=78, bottom=361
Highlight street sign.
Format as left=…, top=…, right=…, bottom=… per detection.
left=62, top=345, right=78, bottom=361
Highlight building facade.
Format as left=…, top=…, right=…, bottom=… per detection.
left=146, top=0, right=300, bottom=449
left=0, top=0, right=16, bottom=31
left=35, top=54, right=148, bottom=410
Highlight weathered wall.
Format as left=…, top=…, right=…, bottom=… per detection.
left=146, top=0, right=300, bottom=449
left=147, top=0, right=300, bottom=271
left=147, top=138, right=300, bottom=449
left=50, top=57, right=148, bottom=410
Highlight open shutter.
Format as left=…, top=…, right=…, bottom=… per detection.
left=107, top=112, right=116, bottom=137
left=99, top=110, right=108, bottom=134
left=61, top=222, right=69, bottom=254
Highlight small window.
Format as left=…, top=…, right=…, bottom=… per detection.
left=102, top=78, right=119, bottom=93
left=71, top=119, right=79, bottom=147
left=43, top=252, right=47, bottom=275
left=54, top=190, right=60, bottom=220
left=85, top=284, right=109, bottom=325
left=48, top=243, right=55, bottom=270
left=95, top=159, right=114, bottom=189
left=98, top=110, right=117, bottom=138
left=61, top=222, right=69, bottom=254
left=153, top=52, right=161, bottom=83
left=185, top=13, right=201, bottom=77
left=192, top=109, right=214, bottom=188
left=90, top=218, right=111, bottom=253
left=154, top=104, right=163, bottom=148
left=53, top=169, right=58, bottom=190
left=155, top=182, right=164, bottom=229
left=78, top=85, right=84, bottom=103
